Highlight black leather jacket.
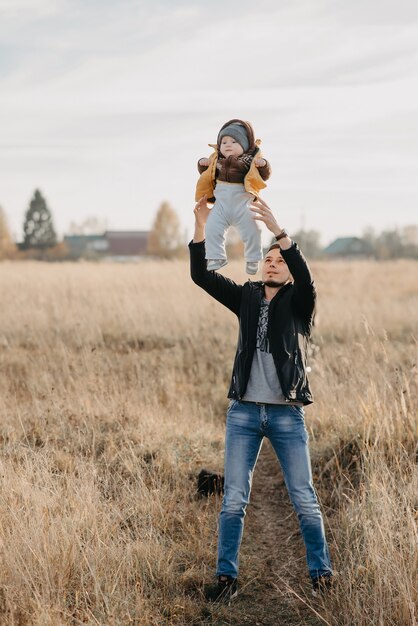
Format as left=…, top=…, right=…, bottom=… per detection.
left=189, top=240, right=316, bottom=405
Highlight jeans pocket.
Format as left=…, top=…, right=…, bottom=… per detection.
left=227, top=399, right=239, bottom=414
left=289, top=404, right=304, bottom=418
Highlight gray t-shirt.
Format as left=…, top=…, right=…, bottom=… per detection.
left=242, top=298, right=295, bottom=405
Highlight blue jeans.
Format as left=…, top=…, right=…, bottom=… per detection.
left=216, top=400, right=333, bottom=580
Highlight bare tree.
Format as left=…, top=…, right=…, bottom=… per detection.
left=68, top=216, right=108, bottom=235
left=287, top=229, right=322, bottom=259
left=225, top=226, right=245, bottom=260
left=0, top=206, right=14, bottom=259
left=147, top=201, right=184, bottom=259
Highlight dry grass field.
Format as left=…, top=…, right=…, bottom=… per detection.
left=0, top=258, right=416, bottom=626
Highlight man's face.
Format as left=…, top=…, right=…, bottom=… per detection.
left=262, top=248, right=292, bottom=287
left=219, top=135, right=244, bottom=158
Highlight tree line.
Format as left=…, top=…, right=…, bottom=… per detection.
left=291, top=226, right=418, bottom=260
left=0, top=190, right=186, bottom=261
left=1, top=189, right=417, bottom=261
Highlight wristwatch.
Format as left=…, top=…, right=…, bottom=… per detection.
left=275, top=229, right=289, bottom=241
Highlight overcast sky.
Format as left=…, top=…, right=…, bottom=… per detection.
left=1, top=0, right=418, bottom=245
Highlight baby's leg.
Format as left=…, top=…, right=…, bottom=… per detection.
left=205, top=201, right=229, bottom=266
left=234, top=197, right=263, bottom=264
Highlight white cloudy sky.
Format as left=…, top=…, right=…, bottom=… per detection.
left=1, top=0, right=418, bottom=245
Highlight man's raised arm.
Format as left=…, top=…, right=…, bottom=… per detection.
left=250, top=198, right=316, bottom=322
left=189, top=196, right=242, bottom=316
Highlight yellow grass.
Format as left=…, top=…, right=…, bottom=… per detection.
left=0, top=259, right=416, bottom=625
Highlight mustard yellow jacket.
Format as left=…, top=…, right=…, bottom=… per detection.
left=195, top=139, right=268, bottom=202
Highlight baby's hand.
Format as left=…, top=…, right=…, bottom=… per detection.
left=254, top=158, right=267, bottom=168
left=199, top=158, right=210, bottom=167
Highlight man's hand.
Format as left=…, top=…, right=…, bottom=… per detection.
left=194, top=195, right=211, bottom=227
left=250, top=197, right=292, bottom=250
left=254, top=158, right=267, bottom=168
left=193, top=195, right=211, bottom=242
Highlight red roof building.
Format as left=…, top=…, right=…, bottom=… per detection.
left=105, top=231, right=149, bottom=256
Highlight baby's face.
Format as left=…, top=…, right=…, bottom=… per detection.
left=219, top=135, right=244, bottom=158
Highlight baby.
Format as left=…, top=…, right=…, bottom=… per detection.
left=195, top=119, right=271, bottom=274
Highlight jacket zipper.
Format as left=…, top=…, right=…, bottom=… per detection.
left=224, top=156, right=229, bottom=182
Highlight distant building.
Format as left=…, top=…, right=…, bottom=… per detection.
left=323, top=237, right=372, bottom=259
left=105, top=231, right=148, bottom=257
left=63, top=231, right=149, bottom=260
left=63, top=234, right=108, bottom=259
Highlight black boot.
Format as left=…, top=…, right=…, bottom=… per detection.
left=312, top=574, right=334, bottom=597
left=203, top=575, right=238, bottom=604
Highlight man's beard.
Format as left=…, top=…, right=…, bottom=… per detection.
left=264, top=279, right=288, bottom=288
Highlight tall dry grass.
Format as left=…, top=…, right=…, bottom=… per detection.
left=0, top=259, right=416, bottom=625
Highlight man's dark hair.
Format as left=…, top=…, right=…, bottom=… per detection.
left=266, top=243, right=282, bottom=254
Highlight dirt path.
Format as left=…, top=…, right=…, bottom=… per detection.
left=214, top=439, right=327, bottom=626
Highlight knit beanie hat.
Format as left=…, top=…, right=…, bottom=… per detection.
left=218, top=122, right=250, bottom=153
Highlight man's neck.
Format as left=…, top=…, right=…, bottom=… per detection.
left=264, top=285, right=281, bottom=302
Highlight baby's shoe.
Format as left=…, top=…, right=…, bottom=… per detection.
left=246, top=261, right=259, bottom=275
left=207, top=259, right=227, bottom=271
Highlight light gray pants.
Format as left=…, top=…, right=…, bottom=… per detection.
left=205, top=182, right=263, bottom=262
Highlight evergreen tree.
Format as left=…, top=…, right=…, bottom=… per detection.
left=147, top=201, right=183, bottom=259
left=22, top=189, right=57, bottom=249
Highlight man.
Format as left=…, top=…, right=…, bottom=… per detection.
left=189, top=195, right=334, bottom=603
